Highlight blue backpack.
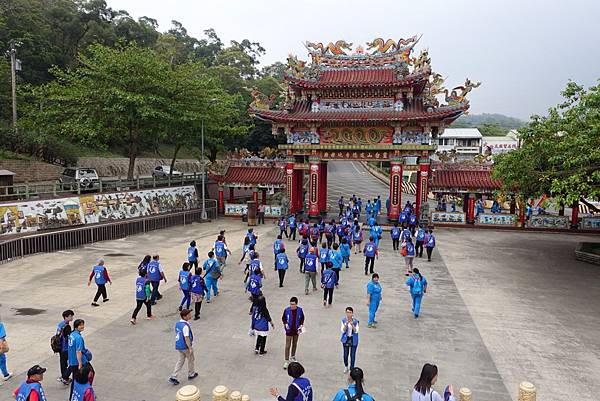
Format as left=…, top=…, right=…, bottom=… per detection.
left=412, top=277, right=424, bottom=296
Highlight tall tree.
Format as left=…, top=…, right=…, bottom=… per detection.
left=493, top=81, right=600, bottom=206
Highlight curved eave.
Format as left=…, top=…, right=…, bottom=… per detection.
left=251, top=104, right=468, bottom=124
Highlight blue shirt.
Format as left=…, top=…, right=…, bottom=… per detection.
left=190, top=275, right=206, bottom=295
left=92, top=265, right=106, bottom=285
left=57, top=321, right=69, bottom=352
left=276, top=253, right=289, bottom=270
left=214, top=241, right=227, bottom=257
left=15, top=381, right=47, bottom=401
left=321, top=269, right=336, bottom=288
left=340, top=243, right=351, bottom=257
left=304, top=253, right=317, bottom=272
left=247, top=274, right=262, bottom=295
left=179, top=270, right=191, bottom=291
left=319, top=247, right=330, bottom=263
left=331, top=250, right=343, bottom=269
left=135, top=277, right=147, bottom=300
left=332, top=384, right=374, bottom=401
left=406, top=275, right=428, bottom=295
left=68, top=331, right=87, bottom=367
left=292, top=378, right=313, bottom=401
left=274, top=239, right=284, bottom=254
left=175, top=321, right=193, bottom=350
left=72, top=381, right=94, bottom=401
left=406, top=242, right=415, bottom=257
left=187, top=246, right=197, bottom=262
left=416, top=228, right=426, bottom=241
left=367, top=281, right=382, bottom=300
left=391, top=227, right=401, bottom=239
left=363, top=242, right=377, bottom=257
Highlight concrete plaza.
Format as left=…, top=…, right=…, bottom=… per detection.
left=1, top=218, right=598, bottom=401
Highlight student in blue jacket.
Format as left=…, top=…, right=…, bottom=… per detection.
left=390, top=222, right=401, bottom=251
left=332, top=367, right=375, bottom=401
left=190, top=268, right=207, bottom=320
left=321, top=262, right=337, bottom=307
left=250, top=295, right=274, bottom=355
left=330, top=243, right=343, bottom=285
left=406, top=268, right=427, bottom=318
left=276, top=249, right=289, bottom=288
left=340, top=306, right=359, bottom=373
left=178, top=262, right=192, bottom=311
left=366, top=273, right=382, bottom=328
left=340, top=237, right=351, bottom=269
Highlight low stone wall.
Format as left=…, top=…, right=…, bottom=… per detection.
left=78, top=157, right=203, bottom=177
left=575, top=242, right=600, bottom=265
left=0, top=160, right=64, bottom=183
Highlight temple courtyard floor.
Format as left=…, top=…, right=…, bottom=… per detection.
left=0, top=220, right=598, bottom=401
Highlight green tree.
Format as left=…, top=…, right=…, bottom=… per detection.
left=493, top=81, right=600, bottom=206
left=22, top=44, right=172, bottom=179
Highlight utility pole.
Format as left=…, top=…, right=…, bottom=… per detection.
left=8, top=40, right=18, bottom=129
left=201, top=119, right=207, bottom=220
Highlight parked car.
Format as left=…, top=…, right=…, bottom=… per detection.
left=59, top=167, right=100, bottom=191
left=152, top=165, right=182, bottom=178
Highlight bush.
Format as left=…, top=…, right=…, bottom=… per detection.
left=0, top=126, right=78, bottom=166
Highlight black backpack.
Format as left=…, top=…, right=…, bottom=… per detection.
left=344, top=390, right=373, bottom=401
left=50, top=334, right=62, bottom=353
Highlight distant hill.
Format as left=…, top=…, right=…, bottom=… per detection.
left=455, top=113, right=526, bottom=129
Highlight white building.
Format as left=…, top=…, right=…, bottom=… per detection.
left=437, top=128, right=482, bottom=160
left=481, top=130, right=520, bottom=154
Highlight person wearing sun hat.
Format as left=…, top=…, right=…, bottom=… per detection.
left=13, top=365, right=47, bottom=401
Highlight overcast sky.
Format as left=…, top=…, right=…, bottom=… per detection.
left=107, top=0, right=600, bottom=120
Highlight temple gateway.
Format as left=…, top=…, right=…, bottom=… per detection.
left=251, top=37, right=480, bottom=220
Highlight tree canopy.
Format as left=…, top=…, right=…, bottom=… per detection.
left=493, top=81, right=600, bottom=206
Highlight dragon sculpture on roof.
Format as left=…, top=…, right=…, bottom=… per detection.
left=366, top=35, right=421, bottom=55
left=305, top=40, right=353, bottom=56
left=443, top=79, right=481, bottom=106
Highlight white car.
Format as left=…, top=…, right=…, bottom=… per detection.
left=152, top=165, right=182, bottom=178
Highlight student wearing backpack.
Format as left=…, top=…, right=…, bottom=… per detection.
left=321, top=262, right=337, bottom=307
left=412, top=363, right=455, bottom=401
left=403, top=237, right=416, bottom=275
left=363, top=237, right=378, bottom=275
left=269, top=361, right=313, bottom=401
left=406, top=268, right=427, bottom=318
left=366, top=274, right=382, bottom=329
left=274, top=235, right=286, bottom=269
left=87, top=258, right=112, bottom=307
left=390, top=222, right=401, bottom=251
left=304, top=248, right=319, bottom=295
left=55, top=309, right=74, bottom=385
left=276, top=249, right=290, bottom=287
left=351, top=225, right=363, bottom=254
left=415, top=226, right=426, bottom=258
left=332, top=367, right=374, bottom=401
left=340, top=307, right=359, bottom=373
left=178, top=262, right=193, bottom=311
left=203, top=251, right=221, bottom=303
left=425, top=229, right=436, bottom=262
left=187, top=240, right=199, bottom=271
left=131, top=269, right=154, bottom=325
left=297, top=239, right=309, bottom=273
left=190, top=268, right=207, bottom=320
left=251, top=295, right=275, bottom=355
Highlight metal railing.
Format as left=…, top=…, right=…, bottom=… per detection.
left=0, top=201, right=217, bottom=265
left=0, top=173, right=206, bottom=201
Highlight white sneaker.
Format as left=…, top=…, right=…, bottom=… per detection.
left=3, top=373, right=13, bottom=381
left=283, top=361, right=289, bottom=369
left=290, top=356, right=297, bottom=362
left=343, top=366, right=349, bottom=373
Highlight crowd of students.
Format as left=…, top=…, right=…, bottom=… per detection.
left=1, top=192, right=452, bottom=401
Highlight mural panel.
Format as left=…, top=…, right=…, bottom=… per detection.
left=225, top=203, right=282, bottom=217
left=478, top=213, right=517, bottom=226
left=431, top=211, right=466, bottom=224
left=529, top=215, right=570, bottom=229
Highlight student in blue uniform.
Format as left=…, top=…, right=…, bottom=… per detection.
left=406, top=268, right=427, bottom=318
left=321, top=262, right=337, bottom=307
left=251, top=295, right=275, bottom=355
left=425, top=229, right=436, bottom=262
left=367, top=214, right=376, bottom=229
left=330, top=243, right=343, bottom=285
left=390, top=222, right=401, bottom=251
left=415, top=225, right=426, bottom=258
left=404, top=237, right=415, bottom=275
left=337, top=221, right=347, bottom=244
left=371, top=222, right=382, bottom=248
left=276, top=249, right=289, bottom=288
left=190, top=268, right=207, bottom=320
left=351, top=224, right=363, bottom=254
left=365, top=200, right=373, bottom=220
left=178, top=262, right=192, bottom=311
left=325, top=220, right=335, bottom=248
left=269, top=362, right=313, bottom=401
left=296, top=239, right=309, bottom=273
left=131, top=269, right=154, bottom=324
left=318, top=242, right=330, bottom=273
left=401, top=226, right=412, bottom=242
left=247, top=267, right=263, bottom=300
left=363, top=237, right=378, bottom=275
left=409, top=213, right=418, bottom=235
left=71, top=364, right=96, bottom=401
left=246, top=228, right=258, bottom=246
left=203, top=251, right=221, bottom=303
left=147, top=254, right=167, bottom=305
left=332, top=367, right=375, bottom=401
left=12, top=365, right=47, bottom=401
left=278, top=216, right=289, bottom=239
left=56, top=309, right=74, bottom=385
left=351, top=202, right=360, bottom=220
left=87, top=258, right=112, bottom=307
left=399, top=211, right=408, bottom=226
left=187, top=240, right=199, bottom=270
left=0, top=321, right=12, bottom=384
left=288, top=214, right=297, bottom=240
left=318, top=218, right=326, bottom=243
left=309, top=224, right=320, bottom=247
left=338, top=196, right=345, bottom=216
left=67, top=319, right=89, bottom=399
left=213, top=235, right=231, bottom=271
left=273, top=235, right=286, bottom=269
left=168, top=309, right=198, bottom=385
left=340, top=238, right=351, bottom=269
left=366, top=273, right=382, bottom=328
left=304, top=247, right=318, bottom=295
left=340, top=306, right=359, bottom=373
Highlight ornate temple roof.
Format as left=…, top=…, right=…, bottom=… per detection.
left=286, top=67, right=430, bottom=89
left=210, top=166, right=285, bottom=187
left=431, top=166, right=501, bottom=192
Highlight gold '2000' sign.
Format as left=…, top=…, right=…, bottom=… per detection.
left=321, top=127, right=392, bottom=145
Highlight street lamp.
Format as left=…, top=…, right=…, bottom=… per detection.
left=200, top=98, right=219, bottom=220
left=6, top=40, right=22, bottom=129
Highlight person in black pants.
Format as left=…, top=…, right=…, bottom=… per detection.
left=56, top=309, right=74, bottom=385
left=251, top=295, right=274, bottom=355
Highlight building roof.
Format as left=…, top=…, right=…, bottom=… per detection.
left=287, top=67, right=430, bottom=89
left=210, top=166, right=285, bottom=187
left=254, top=103, right=467, bottom=124
left=0, top=169, right=16, bottom=176
left=431, top=168, right=501, bottom=192
left=439, top=128, right=482, bottom=139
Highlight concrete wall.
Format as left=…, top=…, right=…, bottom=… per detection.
left=78, top=157, right=203, bottom=178
left=0, top=160, right=64, bottom=183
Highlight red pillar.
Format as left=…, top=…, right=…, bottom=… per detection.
left=261, top=189, right=267, bottom=205
left=252, top=187, right=259, bottom=205
left=308, top=158, right=320, bottom=218
left=218, top=187, right=224, bottom=214
left=229, top=187, right=234, bottom=203
left=415, top=159, right=430, bottom=220
left=571, top=201, right=579, bottom=229
left=467, top=193, right=475, bottom=224
left=388, top=159, right=403, bottom=220
left=295, top=169, right=304, bottom=212
left=286, top=163, right=295, bottom=214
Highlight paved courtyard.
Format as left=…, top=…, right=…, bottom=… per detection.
left=1, top=218, right=598, bottom=401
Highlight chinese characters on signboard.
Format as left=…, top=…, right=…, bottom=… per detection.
left=431, top=212, right=466, bottom=224
left=478, top=214, right=516, bottom=226
left=321, top=151, right=390, bottom=160
left=224, top=203, right=281, bottom=217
